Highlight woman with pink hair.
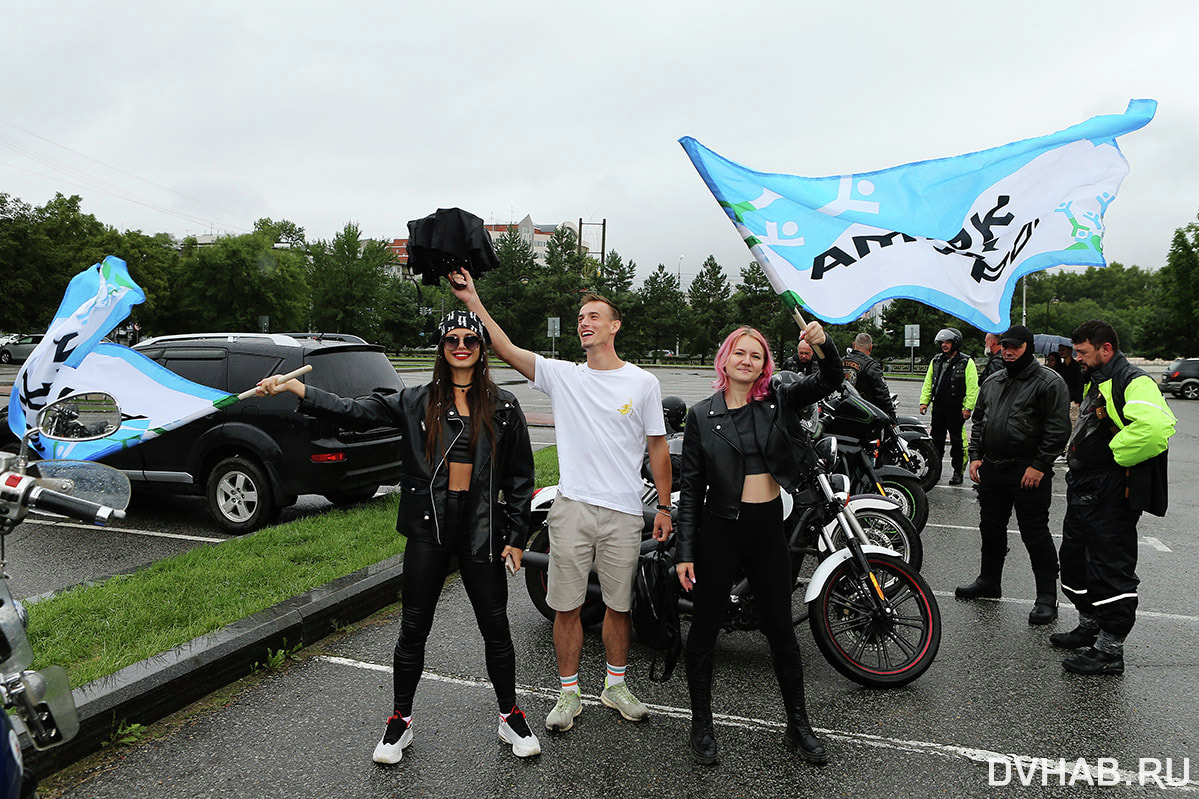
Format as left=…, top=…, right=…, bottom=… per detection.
left=675, top=320, right=841, bottom=766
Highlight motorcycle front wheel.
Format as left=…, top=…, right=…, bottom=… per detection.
left=901, top=439, right=941, bottom=492
left=831, top=508, right=922, bottom=571
left=808, top=553, right=941, bottom=688
left=879, top=474, right=929, bottom=532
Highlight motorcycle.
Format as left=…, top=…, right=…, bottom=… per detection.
left=820, top=384, right=930, bottom=531
left=891, top=393, right=942, bottom=490
left=0, top=392, right=130, bottom=799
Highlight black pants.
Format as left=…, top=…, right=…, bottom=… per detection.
left=1060, top=470, right=1141, bottom=638
left=930, top=404, right=967, bottom=474
left=975, top=461, right=1059, bottom=596
left=685, top=496, right=799, bottom=660
left=393, top=491, right=516, bottom=715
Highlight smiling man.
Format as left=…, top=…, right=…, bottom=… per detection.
left=450, top=269, right=672, bottom=731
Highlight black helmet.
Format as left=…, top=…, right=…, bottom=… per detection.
left=662, top=395, right=687, bottom=433
left=934, top=327, right=962, bottom=348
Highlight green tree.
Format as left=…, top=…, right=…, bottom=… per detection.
left=687, top=255, right=732, bottom=358
left=306, top=222, right=394, bottom=339
left=635, top=263, right=685, bottom=357
left=1152, top=219, right=1199, bottom=356
left=731, top=261, right=792, bottom=356
left=253, top=217, right=306, bottom=247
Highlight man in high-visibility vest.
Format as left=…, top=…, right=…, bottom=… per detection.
left=919, top=328, right=979, bottom=485
left=1053, top=320, right=1176, bottom=675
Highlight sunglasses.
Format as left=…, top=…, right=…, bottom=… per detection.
left=442, top=334, right=482, bottom=350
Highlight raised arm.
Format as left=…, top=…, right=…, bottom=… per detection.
left=448, top=268, right=538, bottom=381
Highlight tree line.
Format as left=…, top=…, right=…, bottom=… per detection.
left=2, top=191, right=1197, bottom=361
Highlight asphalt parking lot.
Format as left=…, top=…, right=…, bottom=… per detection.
left=19, top=361, right=1196, bottom=798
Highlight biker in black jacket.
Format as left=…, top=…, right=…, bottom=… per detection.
left=257, top=310, right=541, bottom=763
left=675, top=322, right=840, bottom=767
left=842, top=333, right=895, bottom=419
left=959, top=325, right=1070, bottom=624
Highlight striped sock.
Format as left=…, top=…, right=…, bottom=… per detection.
left=559, top=673, right=579, bottom=695
left=605, top=662, right=626, bottom=688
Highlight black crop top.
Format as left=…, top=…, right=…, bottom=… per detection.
left=728, top=404, right=768, bottom=475
left=448, top=415, right=473, bottom=464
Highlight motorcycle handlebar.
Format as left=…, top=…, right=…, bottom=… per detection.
left=28, top=486, right=125, bottom=526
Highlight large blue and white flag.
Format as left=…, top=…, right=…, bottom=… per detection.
left=680, top=99, right=1156, bottom=332
left=7, top=256, right=235, bottom=461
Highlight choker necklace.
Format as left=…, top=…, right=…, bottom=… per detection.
left=452, top=382, right=472, bottom=388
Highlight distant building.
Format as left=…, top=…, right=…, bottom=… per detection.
left=385, top=214, right=583, bottom=278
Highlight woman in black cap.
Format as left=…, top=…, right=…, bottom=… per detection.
left=257, top=310, right=540, bottom=762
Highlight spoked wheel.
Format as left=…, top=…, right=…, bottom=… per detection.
left=830, top=508, right=923, bottom=571
left=880, top=474, right=929, bottom=532
left=904, top=440, right=941, bottom=492
left=523, top=521, right=606, bottom=627
left=808, top=553, right=941, bottom=688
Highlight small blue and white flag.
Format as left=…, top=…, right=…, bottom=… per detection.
left=8, top=256, right=235, bottom=461
left=680, top=99, right=1156, bottom=332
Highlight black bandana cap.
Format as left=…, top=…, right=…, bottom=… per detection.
left=438, top=309, right=490, bottom=344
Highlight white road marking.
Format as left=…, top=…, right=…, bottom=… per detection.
left=937, top=484, right=1067, bottom=498
left=928, top=591, right=1199, bottom=623
left=926, top=523, right=1171, bottom=552
left=315, top=655, right=1197, bottom=790
left=21, top=516, right=225, bottom=543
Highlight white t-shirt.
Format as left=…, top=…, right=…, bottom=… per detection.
left=532, top=355, right=666, bottom=516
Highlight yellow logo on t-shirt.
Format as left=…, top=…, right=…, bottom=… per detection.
left=617, top=400, right=632, bottom=416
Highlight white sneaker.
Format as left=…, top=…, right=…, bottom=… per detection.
left=372, top=714, right=413, bottom=764
left=498, top=706, right=541, bottom=757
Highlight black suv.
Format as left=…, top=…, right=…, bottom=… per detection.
left=1161, top=358, right=1199, bottom=401
left=104, top=333, right=405, bottom=532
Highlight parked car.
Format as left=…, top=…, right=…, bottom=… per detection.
left=1161, top=357, right=1199, bottom=400
left=0, top=333, right=44, bottom=364
left=2, top=333, right=406, bottom=533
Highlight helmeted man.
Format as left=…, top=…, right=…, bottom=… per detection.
left=957, top=325, right=1070, bottom=624
left=919, top=328, right=978, bottom=485
left=842, top=333, right=895, bottom=419
left=780, top=340, right=816, bottom=376
left=1053, top=320, right=1175, bottom=675
left=980, top=333, right=1004, bottom=383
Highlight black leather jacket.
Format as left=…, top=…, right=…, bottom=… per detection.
left=842, top=349, right=895, bottom=419
left=300, top=384, right=534, bottom=561
left=967, top=359, right=1070, bottom=474
left=676, top=335, right=841, bottom=563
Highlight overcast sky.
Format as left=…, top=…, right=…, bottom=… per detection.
left=3, top=1, right=1195, bottom=290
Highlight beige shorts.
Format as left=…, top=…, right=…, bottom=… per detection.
left=546, top=495, right=643, bottom=613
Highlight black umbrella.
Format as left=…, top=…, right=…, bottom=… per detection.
left=406, top=208, right=501, bottom=286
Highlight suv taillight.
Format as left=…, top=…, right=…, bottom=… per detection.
left=1171, top=371, right=1181, bottom=379
left=310, top=453, right=346, bottom=463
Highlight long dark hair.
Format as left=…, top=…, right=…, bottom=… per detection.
left=424, top=338, right=498, bottom=466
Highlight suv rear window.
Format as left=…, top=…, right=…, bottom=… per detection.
left=1168, top=359, right=1184, bottom=372
left=307, top=349, right=403, bottom=396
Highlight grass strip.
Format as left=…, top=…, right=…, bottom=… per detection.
left=27, top=446, right=561, bottom=687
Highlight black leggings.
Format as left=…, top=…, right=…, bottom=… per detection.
left=685, top=496, right=799, bottom=658
left=392, top=491, right=516, bottom=715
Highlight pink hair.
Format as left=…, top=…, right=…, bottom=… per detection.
left=711, top=326, right=775, bottom=401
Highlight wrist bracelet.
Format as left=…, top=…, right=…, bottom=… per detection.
left=656, top=504, right=671, bottom=511
left=656, top=508, right=671, bottom=515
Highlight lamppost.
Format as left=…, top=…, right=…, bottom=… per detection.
left=1044, top=296, right=1059, bottom=332
left=675, top=255, right=683, bottom=357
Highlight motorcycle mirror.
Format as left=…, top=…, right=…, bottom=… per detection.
left=0, top=580, right=34, bottom=673
left=36, top=392, right=121, bottom=442
left=15, top=665, right=80, bottom=750
left=815, top=435, right=838, bottom=466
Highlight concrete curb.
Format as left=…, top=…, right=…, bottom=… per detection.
left=24, top=553, right=405, bottom=778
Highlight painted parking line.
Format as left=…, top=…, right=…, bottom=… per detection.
left=936, top=484, right=1068, bottom=498
left=21, top=516, right=225, bottom=543
left=926, top=523, right=1172, bottom=552
left=316, top=655, right=1198, bottom=791
left=927, top=591, right=1199, bottom=623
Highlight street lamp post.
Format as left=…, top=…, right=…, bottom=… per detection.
left=1045, top=296, right=1059, bottom=332
left=675, top=255, right=683, bottom=357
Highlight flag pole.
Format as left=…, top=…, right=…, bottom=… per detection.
left=236, top=364, right=313, bottom=401
left=744, top=242, right=826, bottom=359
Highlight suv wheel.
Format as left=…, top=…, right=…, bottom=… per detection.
left=1181, top=382, right=1199, bottom=401
left=207, top=456, right=278, bottom=534
left=0, top=351, right=11, bottom=364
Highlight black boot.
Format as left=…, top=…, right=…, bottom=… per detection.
left=773, top=649, right=827, bottom=764
left=955, top=576, right=1001, bottom=599
left=948, top=470, right=964, bottom=485
left=685, top=649, right=718, bottom=765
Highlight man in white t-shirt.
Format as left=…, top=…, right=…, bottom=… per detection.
left=450, top=268, right=672, bottom=733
